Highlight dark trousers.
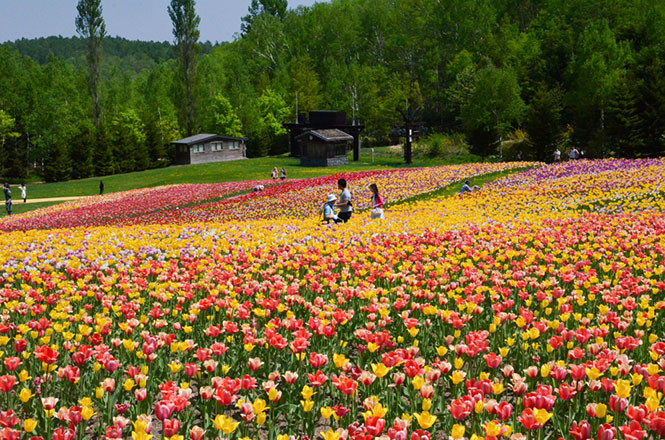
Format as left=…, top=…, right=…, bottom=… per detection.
left=5, top=200, right=11, bottom=215
left=338, top=211, right=352, bottom=223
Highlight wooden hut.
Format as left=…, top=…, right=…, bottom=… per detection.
left=296, top=129, right=353, bottom=167
left=172, top=134, right=247, bottom=165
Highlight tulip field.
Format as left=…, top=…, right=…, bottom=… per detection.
left=1, top=158, right=665, bottom=440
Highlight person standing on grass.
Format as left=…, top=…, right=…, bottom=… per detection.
left=3, top=183, right=11, bottom=216
left=20, top=184, right=26, bottom=203
left=271, top=167, right=278, bottom=180
left=369, top=183, right=385, bottom=219
left=99, top=180, right=104, bottom=195
left=280, top=168, right=287, bottom=180
left=335, top=178, right=353, bottom=223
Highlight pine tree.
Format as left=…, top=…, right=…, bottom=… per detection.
left=168, top=0, right=200, bottom=136
left=75, top=0, right=106, bottom=128
left=606, top=74, right=644, bottom=158
left=524, top=84, right=563, bottom=162
left=241, top=0, right=287, bottom=35
left=639, top=58, right=665, bottom=157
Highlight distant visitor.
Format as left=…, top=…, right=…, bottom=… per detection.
left=335, top=178, right=353, bottom=222
left=99, top=180, right=104, bottom=195
left=3, top=183, right=11, bottom=215
left=20, top=184, right=26, bottom=203
left=322, top=194, right=341, bottom=223
left=460, top=180, right=480, bottom=194
left=369, top=183, right=385, bottom=219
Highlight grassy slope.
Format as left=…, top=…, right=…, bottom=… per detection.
left=22, top=148, right=480, bottom=199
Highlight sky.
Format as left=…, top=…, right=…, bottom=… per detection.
left=0, top=0, right=323, bottom=44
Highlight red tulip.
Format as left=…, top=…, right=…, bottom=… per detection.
left=0, top=375, right=17, bottom=393
left=496, top=401, right=513, bottom=421
left=518, top=408, right=543, bottom=430
left=154, top=401, right=175, bottom=420
left=163, top=419, right=180, bottom=437
left=484, top=352, right=502, bottom=368
left=597, top=423, right=616, bottom=440
left=3, top=357, right=20, bottom=372
left=620, top=420, right=647, bottom=440
left=34, top=345, right=58, bottom=365
left=365, top=416, right=385, bottom=437
left=190, top=427, right=206, bottom=440
left=449, top=395, right=474, bottom=420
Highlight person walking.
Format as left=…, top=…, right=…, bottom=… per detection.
left=554, top=148, right=561, bottom=162
left=334, top=178, right=353, bottom=223
left=20, top=184, right=26, bottom=203
left=99, top=180, right=104, bottom=195
left=280, top=168, right=286, bottom=180
left=369, top=183, right=385, bottom=219
left=568, top=147, right=579, bottom=160
left=322, top=194, right=341, bottom=223
left=3, top=183, right=11, bottom=216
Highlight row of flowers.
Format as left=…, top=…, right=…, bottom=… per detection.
left=0, top=180, right=279, bottom=232
left=1, top=162, right=536, bottom=232
left=0, top=159, right=662, bottom=439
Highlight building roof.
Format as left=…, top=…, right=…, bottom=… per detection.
left=172, top=134, right=247, bottom=145
left=297, top=129, right=354, bottom=143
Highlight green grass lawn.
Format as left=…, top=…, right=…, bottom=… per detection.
left=1, top=201, right=59, bottom=218
left=20, top=148, right=482, bottom=200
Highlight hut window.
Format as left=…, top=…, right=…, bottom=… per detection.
left=210, top=142, right=223, bottom=152
left=229, top=141, right=240, bottom=150
left=192, top=144, right=205, bottom=153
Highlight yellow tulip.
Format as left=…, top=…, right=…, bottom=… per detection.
left=301, top=399, right=314, bottom=412
left=533, top=408, right=552, bottom=425
left=372, top=363, right=390, bottom=378
left=24, top=418, right=37, bottom=433
left=19, top=387, right=34, bottom=403
left=414, top=411, right=437, bottom=429
left=212, top=415, right=240, bottom=434
left=322, top=429, right=340, bottom=440
left=451, top=424, right=465, bottom=440
left=614, top=379, right=631, bottom=399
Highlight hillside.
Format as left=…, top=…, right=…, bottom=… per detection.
left=7, top=35, right=216, bottom=65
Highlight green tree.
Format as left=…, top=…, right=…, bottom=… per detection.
left=210, top=95, right=243, bottom=137
left=168, top=0, right=200, bottom=136
left=606, top=74, right=644, bottom=158
left=75, top=0, right=106, bottom=127
left=241, top=0, right=288, bottom=35
left=460, top=66, right=525, bottom=158
left=524, top=84, right=563, bottom=161
left=0, top=110, right=20, bottom=178
left=110, top=110, right=148, bottom=172
left=639, top=57, right=665, bottom=157
left=253, top=88, right=289, bottom=156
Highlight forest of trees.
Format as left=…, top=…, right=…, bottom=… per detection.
left=1, top=0, right=665, bottom=182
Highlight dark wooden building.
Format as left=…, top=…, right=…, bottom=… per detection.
left=172, top=134, right=247, bottom=165
left=283, top=111, right=364, bottom=161
left=296, top=129, right=353, bottom=167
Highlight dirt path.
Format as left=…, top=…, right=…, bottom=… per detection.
left=21, top=196, right=87, bottom=204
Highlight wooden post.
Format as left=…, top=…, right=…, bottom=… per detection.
left=353, top=132, right=360, bottom=162
left=404, top=127, right=413, bottom=164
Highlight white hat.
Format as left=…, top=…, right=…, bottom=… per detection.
left=327, top=194, right=337, bottom=202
